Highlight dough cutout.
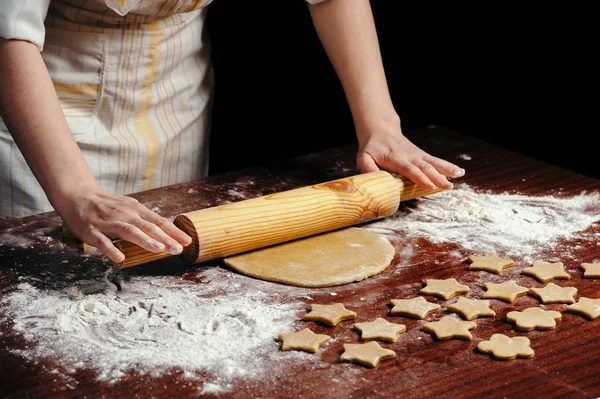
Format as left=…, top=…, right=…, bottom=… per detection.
left=339, top=341, right=396, bottom=368
left=419, top=278, right=470, bottom=300
left=482, top=280, right=529, bottom=303
left=506, top=307, right=562, bottom=331
left=422, top=316, right=477, bottom=340
left=278, top=328, right=331, bottom=353
left=565, top=297, right=600, bottom=320
left=521, top=261, right=570, bottom=282
left=223, top=227, right=395, bottom=287
left=467, top=254, right=515, bottom=274
left=353, top=317, right=406, bottom=343
left=389, top=296, right=441, bottom=319
left=302, top=303, right=357, bottom=326
left=446, top=297, right=496, bottom=320
left=528, top=283, right=578, bottom=304
left=477, top=334, right=534, bottom=360
left=580, top=263, right=600, bottom=278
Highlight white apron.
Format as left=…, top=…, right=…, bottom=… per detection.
left=0, top=0, right=214, bottom=218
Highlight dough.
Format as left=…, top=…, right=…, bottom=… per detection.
left=339, top=341, right=396, bottom=368
left=353, top=318, right=406, bottom=343
left=477, top=334, right=534, bottom=360
left=222, top=227, right=395, bottom=287
left=482, top=280, right=529, bottom=303
left=422, top=316, right=477, bottom=340
left=467, top=254, right=515, bottom=274
left=419, top=278, right=470, bottom=300
left=528, top=283, right=578, bottom=304
left=389, top=297, right=441, bottom=319
left=302, top=303, right=357, bottom=326
left=446, top=297, right=496, bottom=320
left=278, top=328, right=331, bottom=353
left=506, top=307, right=562, bottom=331
left=521, top=261, right=570, bottom=282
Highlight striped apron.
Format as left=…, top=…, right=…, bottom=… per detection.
left=0, top=0, right=214, bottom=218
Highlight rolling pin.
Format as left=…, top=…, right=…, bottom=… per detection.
left=67, top=171, right=444, bottom=268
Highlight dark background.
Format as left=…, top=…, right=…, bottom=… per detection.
left=206, top=2, right=595, bottom=179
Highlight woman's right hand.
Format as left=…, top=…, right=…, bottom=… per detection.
left=56, top=187, right=192, bottom=263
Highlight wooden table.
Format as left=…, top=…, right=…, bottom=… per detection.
left=1, top=126, right=599, bottom=399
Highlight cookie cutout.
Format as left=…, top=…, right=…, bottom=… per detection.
left=353, top=318, right=406, bottom=343
left=339, top=341, right=396, bottom=368
left=302, top=303, right=357, bottom=326
left=389, top=297, right=441, bottom=319
left=422, top=316, right=477, bottom=340
left=278, top=328, right=331, bottom=353
left=528, top=283, right=578, bottom=304
left=521, top=261, right=570, bottom=282
left=468, top=254, right=515, bottom=274
left=446, top=297, right=496, bottom=320
left=506, top=307, right=562, bottom=331
left=419, top=278, right=470, bottom=300
left=482, top=280, right=529, bottom=303
left=477, top=333, right=534, bottom=360
left=580, top=263, right=600, bottom=278
left=565, top=297, right=600, bottom=320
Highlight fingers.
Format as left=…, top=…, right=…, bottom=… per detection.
left=84, top=225, right=125, bottom=263
left=357, top=153, right=380, bottom=173
left=140, top=209, right=192, bottom=247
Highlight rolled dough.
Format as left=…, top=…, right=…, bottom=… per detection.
left=222, top=227, right=395, bottom=287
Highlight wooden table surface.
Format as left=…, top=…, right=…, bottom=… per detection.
left=1, top=126, right=599, bottom=399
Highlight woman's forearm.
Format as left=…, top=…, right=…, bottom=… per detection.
left=307, top=0, right=399, bottom=133
left=0, top=38, right=99, bottom=209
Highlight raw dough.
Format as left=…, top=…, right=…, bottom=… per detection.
left=528, top=283, right=578, bottom=304
left=302, top=303, right=357, bottom=326
left=339, top=341, right=396, bottom=367
left=477, top=334, right=534, bottom=360
left=482, top=280, right=529, bottom=303
left=467, top=254, right=515, bottom=274
left=223, top=227, right=395, bottom=287
left=389, top=297, right=441, bottom=319
left=353, top=318, right=406, bottom=343
left=422, top=316, right=477, bottom=340
left=565, top=297, right=600, bottom=320
left=446, top=297, right=496, bottom=320
left=506, top=307, right=562, bottom=331
left=580, top=262, right=600, bottom=278
left=278, top=328, right=331, bottom=353
left=521, top=261, right=570, bottom=282
left=419, top=278, right=470, bottom=300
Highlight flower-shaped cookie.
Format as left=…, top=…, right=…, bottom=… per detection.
left=565, top=297, right=600, bottom=320
left=278, top=328, right=331, bottom=353
left=521, top=261, right=570, bottom=282
left=353, top=318, right=406, bottom=343
left=506, top=307, right=562, bottom=331
left=302, top=303, right=357, bottom=326
left=419, top=278, right=470, bottom=300
left=468, top=254, right=514, bottom=274
left=339, top=341, right=396, bottom=368
left=482, top=280, right=529, bottom=303
left=389, top=297, right=441, bottom=319
left=446, top=297, right=496, bottom=320
left=528, top=283, right=578, bottom=304
left=422, top=315, right=477, bottom=340
left=477, top=333, right=534, bottom=360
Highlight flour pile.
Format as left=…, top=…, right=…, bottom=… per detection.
left=369, top=184, right=600, bottom=262
left=1, top=268, right=312, bottom=390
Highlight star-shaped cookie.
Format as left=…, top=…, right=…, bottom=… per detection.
left=565, top=297, right=600, bottom=320
left=506, top=307, right=562, bottom=331
left=389, top=296, right=441, bottom=319
left=419, top=278, right=470, bottom=300
left=467, top=254, right=515, bottom=274
left=482, top=280, right=529, bottom=303
left=302, top=303, right=357, bottom=326
left=446, top=297, right=496, bottom=320
left=353, top=317, right=406, bottom=343
left=580, top=263, right=600, bottom=278
left=422, top=315, right=477, bottom=340
left=339, top=341, right=396, bottom=368
left=528, top=283, right=578, bottom=304
left=278, top=328, right=331, bottom=353
left=477, top=333, right=535, bottom=360
left=521, top=261, right=570, bottom=282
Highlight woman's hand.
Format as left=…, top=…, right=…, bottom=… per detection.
left=356, top=119, right=465, bottom=190
left=57, top=187, right=192, bottom=264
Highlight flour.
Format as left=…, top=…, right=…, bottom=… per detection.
left=368, top=184, right=600, bottom=262
left=0, top=267, right=315, bottom=391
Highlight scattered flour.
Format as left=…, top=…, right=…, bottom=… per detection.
left=0, top=267, right=314, bottom=391
left=368, top=184, right=600, bottom=262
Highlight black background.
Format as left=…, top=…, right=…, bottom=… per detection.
left=206, top=2, right=595, bottom=179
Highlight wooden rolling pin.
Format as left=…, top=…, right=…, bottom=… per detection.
left=77, top=171, right=444, bottom=268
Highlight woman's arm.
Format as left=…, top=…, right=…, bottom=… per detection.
left=0, top=38, right=191, bottom=262
left=307, top=0, right=465, bottom=189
